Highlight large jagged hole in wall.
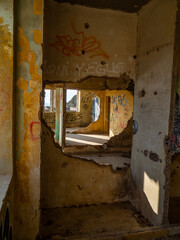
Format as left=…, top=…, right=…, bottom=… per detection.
left=43, top=77, right=134, bottom=169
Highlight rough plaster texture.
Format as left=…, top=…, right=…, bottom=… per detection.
left=73, top=89, right=133, bottom=136
left=41, top=122, right=130, bottom=208
left=0, top=179, right=13, bottom=240
left=66, top=90, right=92, bottom=128
left=39, top=201, right=151, bottom=239
left=107, top=90, right=133, bottom=137
left=43, top=0, right=137, bottom=82
left=0, top=0, right=13, bottom=175
left=131, top=0, right=177, bottom=225
left=72, top=90, right=106, bottom=134
left=44, top=112, right=55, bottom=129
left=14, top=0, right=42, bottom=239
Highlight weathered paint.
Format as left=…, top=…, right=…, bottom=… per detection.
left=131, top=0, right=177, bottom=225
left=106, top=90, right=133, bottom=136
left=43, top=0, right=137, bottom=82
left=74, top=90, right=133, bottom=136
left=0, top=1, right=13, bottom=175
left=66, top=90, right=93, bottom=128
left=73, top=90, right=106, bottom=134
left=41, top=122, right=130, bottom=208
left=33, top=29, right=42, bottom=44
left=14, top=0, right=42, bottom=239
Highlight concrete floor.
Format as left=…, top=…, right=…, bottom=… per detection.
left=0, top=174, right=12, bottom=209
left=39, top=201, right=152, bottom=239
left=66, top=133, right=110, bottom=146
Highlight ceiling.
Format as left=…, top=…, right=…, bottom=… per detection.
left=54, top=0, right=152, bottom=13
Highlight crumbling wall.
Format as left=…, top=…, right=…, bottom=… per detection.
left=42, top=0, right=137, bottom=210
left=14, top=0, right=43, bottom=239
left=131, top=0, right=177, bottom=225
left=44, top=112, right=55, bottom=129
left=43, top=0, right=137, bottom=82
left=41, top=122, right=130, bottom=208
left=0, top=0, right=13, bottom=175
left=104, top=117, right=133, bottom=149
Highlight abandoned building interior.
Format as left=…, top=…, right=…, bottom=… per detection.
left=1, top=0, right=180, bottom=239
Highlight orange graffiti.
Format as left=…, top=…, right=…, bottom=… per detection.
left=50, top=22, right=109, bottom=59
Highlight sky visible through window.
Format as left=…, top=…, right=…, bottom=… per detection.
left=45, top=89, right=77, bottom=107
left=66, top=89, right=77, bottom=103
left=45, top=89, right=50, bottom=107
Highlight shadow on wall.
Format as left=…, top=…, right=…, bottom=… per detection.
left=0, top=207, right=12, bottom=240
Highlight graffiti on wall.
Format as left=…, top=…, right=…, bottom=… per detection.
left=30, top=121, right=40, bottom=140
left=110, top=93, right=133, bottom=136
left=43, top=60, right=124, bottom=78
left=112, top=94, right=127, bottom=107
left=66, top=112, right=82, bottom=123
left=50, top=22, right=109, bottom=59
left=81, top=93, right=91, bottom=110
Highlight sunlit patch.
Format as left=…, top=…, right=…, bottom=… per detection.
left=143, top=172, right=159, bottom=214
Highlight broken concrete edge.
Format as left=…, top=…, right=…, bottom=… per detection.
left=42, top=74, right=134, bottom=94
left=40, top=116, right=130, bottom=175
left=52, top=0, right=151, bottom=14
left=163, top=0, right=180, bottom=225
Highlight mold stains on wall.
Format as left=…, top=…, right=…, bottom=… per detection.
left=138, top=89, right=146, bottom=98
left=50, top=21, right=109, bottom=59
left=149, top=152, right=162, bottom=163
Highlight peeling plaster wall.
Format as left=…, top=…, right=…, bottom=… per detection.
left=41, top=122, right=130, bottom=208
left=43, top=0, right=137, bottom=82
left=131, top=0, right=177, bottom=225
left=44, top=112, right=55, bottom=129
left=0, top=0, right=13, bottom=174
left=14, top=0, right=42, bottom=239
